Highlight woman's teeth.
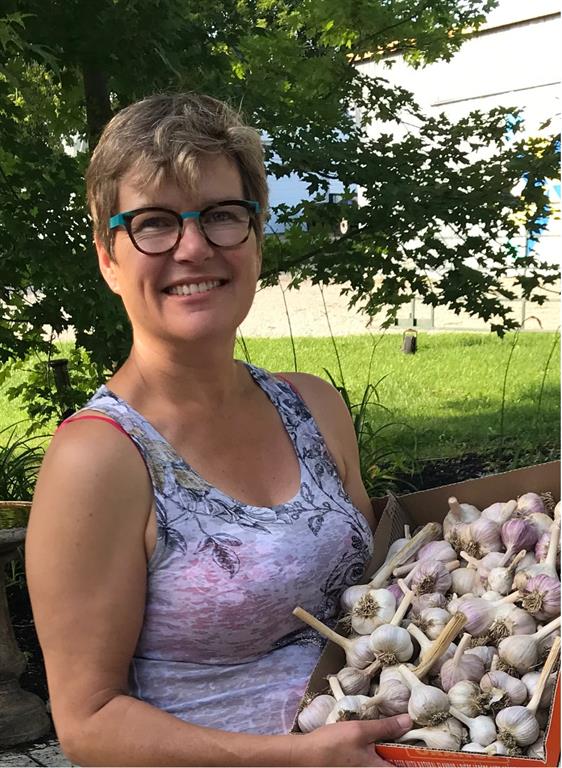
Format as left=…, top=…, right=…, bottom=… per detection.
left=166, top=280, right=221, bottom=296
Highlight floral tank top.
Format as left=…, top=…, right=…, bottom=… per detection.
left=81, top=363, right=373, bottom=734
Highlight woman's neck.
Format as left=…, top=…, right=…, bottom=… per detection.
left=107, top=337, right=249, bottom=413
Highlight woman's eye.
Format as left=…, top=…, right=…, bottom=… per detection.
left=133, top=215, right=175, bottom=232
left=207, top=210, right=235, bottom=223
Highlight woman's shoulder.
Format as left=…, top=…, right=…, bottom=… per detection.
left=274, top=370, right=347, bottom=410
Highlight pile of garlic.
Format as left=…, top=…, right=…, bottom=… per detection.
left=293, top=492, right=561, bottom=759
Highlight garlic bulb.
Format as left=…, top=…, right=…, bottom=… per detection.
left=527, top=512, right=554, bottom=538
left=485, top=740, right=508, bottom=755
left=439, top=634, right=485, bottom=692
left=398, top=664, right=450, bottom=726
left=340, top=584, right=371, bottom=612
left=325, top=676, right=371, bottom=723
left=515, top=551, right=538, bottom=572
left=448, top=680, right=487, bottom=717
left=535, top=529, right=560, bottom=566
left=407, top=560, right=455, bottom=595
left=501, top=518, right=539, bottom=559
left=481, top=499, right=517, bottom=526
left=498, top=617, right=561, bottom=674
left=451, top=567, right=483, bottom=596
left=515, top=519, right=561, bottom=587
left=487, top=604, right=537, bottom=643
left=465, top=645, right=495, bottom=671
left=487, top=549, right=527, bottom=595
left=361, top=677, right=410, bottom=718
left=461, top=517, right=502, bottom=558
left=460, top=550, right=505, bottom=581
left=293, top=606, right=375, bottom=668
left=369, top=522, right=442, bottom=589
left=411, top=592, right=448, bottom=615
left=444, top=496, right=480, bottom=537
left=521, top=573, right=561, bottom=621
left=335, top=665, right=372, bottom=695
left=350, top=588, right=396, bottom=634
left=385, top=580, right=405, bottom=604
left=384, top=525, right=412, bottom=562
left=516, top=492, right=545, bottom=517
left=461, top=742, right=487, bottom=753
left=450, top=596, right=494, bottom=636
left=416, top=540, right=457, bottom=563
left=369, top=624, right=414, bottom=666
left=397, top=719, right=462, bottom=751
left=297, top=694, right=336, bottom=732
left=496, top=636, right=560, bottom=752
left=415, top=607, right=450, bottom=641
left=495, top=705, right=540, bottom=751
left=480, top=670, right=528, bottom=707
left=527, top=732, right=545, bottom=760
left=378, top=663, right=414, bottom=687
left=449, top=705, right=497, bottom=746
left=521, top=671, right=557, bottom=709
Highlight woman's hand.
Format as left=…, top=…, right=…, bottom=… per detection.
left=292, top=713, right=413, bottom=767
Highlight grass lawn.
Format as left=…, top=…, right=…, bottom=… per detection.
left=1, top=332, right=559, bottom=473
left=236, top=331, right=560, bottom=465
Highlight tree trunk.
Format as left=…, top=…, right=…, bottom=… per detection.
left=82, top=65, right=112, bottom=152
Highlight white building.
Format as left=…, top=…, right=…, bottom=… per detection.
left=355, top=0, right=561, bottom=268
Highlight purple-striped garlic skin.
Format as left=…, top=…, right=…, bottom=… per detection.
left=521, top=573, right=561, bottom=621
left=463, top=518, right=502, bottom=556
left=501, top=518, right=539, bottom=556
left=411, top=592, right=448, bottom=616
left=417, top=540, right=456, bottom=563
left=516, top=493, right=545, bottom=517
left=409, top=562, right=452, bottom=595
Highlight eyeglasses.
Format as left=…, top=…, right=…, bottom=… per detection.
left=108, top=200, right=260, bottom=255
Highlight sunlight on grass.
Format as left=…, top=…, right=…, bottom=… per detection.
left=0, top=333, right=560, bottom=463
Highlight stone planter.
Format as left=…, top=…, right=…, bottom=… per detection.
left=0, top=517, right=51, bottom=747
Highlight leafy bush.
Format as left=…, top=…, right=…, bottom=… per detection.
left=0, top=423, right=45, bottom=501
left=1, top=346, right=107, bottom=433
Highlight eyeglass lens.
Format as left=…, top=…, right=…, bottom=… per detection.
left=130, top=205, right=252, bottom=252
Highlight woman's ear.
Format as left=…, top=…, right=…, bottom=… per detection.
left=95, top=234, right=121, bottom=295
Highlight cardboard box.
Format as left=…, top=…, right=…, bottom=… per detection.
left=297, top=461, right=561, bottom=767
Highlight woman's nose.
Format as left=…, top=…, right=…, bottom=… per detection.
left=172, top=219, right=214, bottom=261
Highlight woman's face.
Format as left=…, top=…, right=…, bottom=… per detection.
left=96, top=154, right=261, bottom=350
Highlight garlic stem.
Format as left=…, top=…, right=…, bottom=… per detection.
left=535, top=616, right=561, bottom=643
left=391, top=582, right=414, bottom=625
left=451, top=633, right=471, bottom=666
left=393, top=561, right=417, bottom=577
left=527, top=636, right=560, bottom=715
left=328, top=675, right=345, bottom=701
left=293, top=606, right=374, bottom=667
left=370, top=522, right=442, bottom=588
left=508, top=550, right=528, bottom=572
left=293, top=607, right=351, bottom=651
left=544, top=518, right=560, bottom=570
left=405, top=524, right=411, bottom=539
left=499, top=591, right=522, bottom=604
left=414, top=612, right=468, bottom=679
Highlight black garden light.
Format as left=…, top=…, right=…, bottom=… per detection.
left=402, top=329, right=418, bottom=355
left=48, top=358, right=75, bottom=421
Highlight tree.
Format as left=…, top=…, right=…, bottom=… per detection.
left=0, top=0, right=559, bottom=407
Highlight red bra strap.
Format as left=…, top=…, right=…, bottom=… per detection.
left=57, top=414, right=129, bottom=438
left=276, top=374, right=303, bottom=399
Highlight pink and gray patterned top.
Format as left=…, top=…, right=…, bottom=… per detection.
left=82, top=363, right=373, bottom=734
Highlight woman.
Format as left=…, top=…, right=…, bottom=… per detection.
left=26, top=92, right=411, bottom=766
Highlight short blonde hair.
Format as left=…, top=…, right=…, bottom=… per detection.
left=86, top=92, right=268, bottom=251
